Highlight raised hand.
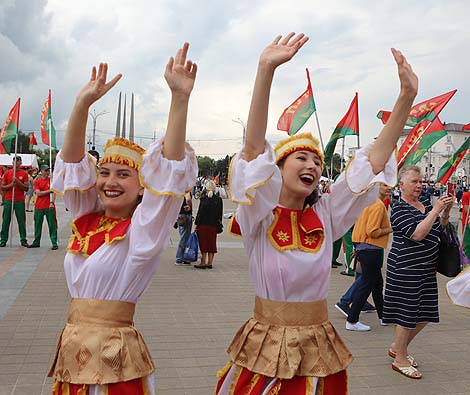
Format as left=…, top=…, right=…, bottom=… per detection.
left=433, top=195, right=453, bottom=214
left=76, top=63, right=122, bottom=108
left=165, top=43, right=197, bottom=97
left=259, top=33, right=309, bottom=70
left=391, top=48, right=418, bottom=99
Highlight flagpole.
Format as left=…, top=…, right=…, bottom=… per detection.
left=330, top=155, right=334, bottom=181
left=341, top=138, right=345, bottom=172
left=314, top=113, right=331, bottom=180
left=9, top=101, right=20, bottom=248
left=398, top=121, right=434, bottom=168
left=48, top=118, right=53, bottom=177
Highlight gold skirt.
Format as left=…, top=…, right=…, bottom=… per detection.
left=48, top=298, right=154, bottom=385
left=227, top=296, right=352, bottom=379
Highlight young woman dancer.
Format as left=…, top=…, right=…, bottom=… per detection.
left=216, top=33, right=418, bottom=394
left=48, top=43, right=198, bottom=394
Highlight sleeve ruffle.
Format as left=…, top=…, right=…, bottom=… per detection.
left=51, top=152, right=97, bottom=195
left=228, top=141, right=281, bottom=206
left=140, top=137, right=198, bottom=198
left=446, top=266, right=470, bottom=308
left=344, top=144, right=397, bottom=194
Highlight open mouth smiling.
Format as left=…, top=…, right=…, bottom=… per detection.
left=104, top=190, right=123, bottom=198
left=299, top=174, right=314, bottom=186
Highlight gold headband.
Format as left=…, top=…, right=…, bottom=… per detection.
left=98, top=138, right=145, bottom=171
left=274, top=133, right=324, bottom=165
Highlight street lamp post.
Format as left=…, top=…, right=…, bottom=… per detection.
left=89, top=109, right=109, bottom=150
left=232, top=117, right=246, bottom=144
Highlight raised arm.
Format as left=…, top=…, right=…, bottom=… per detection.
left=243, top=33, right=309, bottom=162
left=369, top=49, right=418, bottom=174
left=61, top=64, right=122, bottom=162
left=411, top=196, right=452, bottom=241
left=163, top=43, right=197, bottom=160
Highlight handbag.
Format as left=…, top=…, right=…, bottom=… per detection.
left=217, top=221, right=223, bottom=234
left=349, top=251, right=362, bottom=273
left=183, top=232, right=199, bottom=262
left=437, top=223, right=462, bottom=277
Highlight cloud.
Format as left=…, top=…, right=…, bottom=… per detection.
left=0, top=0, right=468, bottom=158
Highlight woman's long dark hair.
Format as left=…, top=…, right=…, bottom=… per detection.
left=277, top=157, right=320, bottom=209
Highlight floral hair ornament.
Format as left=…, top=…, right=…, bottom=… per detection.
left=274, top=132, right=324, bottom=166
left=98, top=137, right=145, bottom=172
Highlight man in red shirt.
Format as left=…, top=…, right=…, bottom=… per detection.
left=461, top=190, right=470, bottom=234
left=28, top=165, right=58, bottom=250
left=0, top=156, right=29, bottom=247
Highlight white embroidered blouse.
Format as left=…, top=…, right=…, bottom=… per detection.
left=229, top=142, right=397, bottom=302
left=51, top=138, right=198, bottom=303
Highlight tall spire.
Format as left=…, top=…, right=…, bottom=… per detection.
left=129, top=93, right=135, bottom=142
left=115, top=92, right=122, bottom=137
left=121, top=94, right=127, bottom=139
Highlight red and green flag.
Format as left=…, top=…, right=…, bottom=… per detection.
left=377, top=89, right=456, bottom=127
left=29, top=132, right=38, bottom=151
left=40, top=89, right=57, bottom=148
left=436, top=137, right=470, bottom=184
left=0, top=98, right=20, bottom=155
left=277, top=68, right=316, bottom=136
left=324, top=93, right=359, bottom=165
left=401, top=117, right=447, bottom=166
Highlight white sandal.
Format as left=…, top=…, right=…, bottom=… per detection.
left=392, top=363, right=422, bottom=379
left=388, top=349, right=418, bottom=368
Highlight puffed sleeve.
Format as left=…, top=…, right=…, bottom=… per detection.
left=51, top=152, right=101, bottom=219
left=127, top=137, right=198, bottom=261
left=447, top=267, right=470, bottom=308
left=317, top=144, right=397, bottom=241
left=228, top=141, right=282, bottom=238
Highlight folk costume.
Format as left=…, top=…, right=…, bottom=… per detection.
left=447, top=266, right=470, bottom=308
left=216, top=133, right=397, bottom=395
left=49, top=137, right=197, bottom=395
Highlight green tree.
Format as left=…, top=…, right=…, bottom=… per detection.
left=197, top=156, right=215, bottom=177
left=214, top=154, right=231, bottom=184
left=34, top=148, right=59, bottom=168
left=322, top=153, right=343, bottom=180
left=6, top=130, right=31, bottom=154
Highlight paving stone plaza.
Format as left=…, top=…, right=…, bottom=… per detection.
left=0, top=198, right=469, bottom=395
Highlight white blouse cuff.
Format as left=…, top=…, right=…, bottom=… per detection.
left=140, top=137, right=198, bottom=198
left=51, top=152, right=97, bottom=195
left=345, top=144, right=397, bottom=194
left=228, top=141, right=278, bottom=205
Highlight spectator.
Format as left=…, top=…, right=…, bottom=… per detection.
left=383, top=165, right=452, bottom=379
left=28, top=165, right=58, bottom=250
left=25, top=167, right=38, bottom=212
left=194, top=180, right=223, bottom=269
left=0, top=156, right=29, bottom=247
left=345, top=183, right=393, bottom=331
left=175, top=191, right=193, bottom=265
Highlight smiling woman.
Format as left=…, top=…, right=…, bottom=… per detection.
left=216, top=33, right=418, bottom=394
left=96, top=138, right=146, bottom=218
left=48, top=43, right=198, bottom=395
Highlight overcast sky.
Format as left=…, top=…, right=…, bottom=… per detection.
left=1, top=0, right=469, bottom=157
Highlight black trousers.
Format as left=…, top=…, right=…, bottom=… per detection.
left=347, top=248, right=384, bottom=323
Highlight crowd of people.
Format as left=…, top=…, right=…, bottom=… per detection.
left=1, top=32, right=469, bottom=394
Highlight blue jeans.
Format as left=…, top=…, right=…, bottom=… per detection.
left=347, top=249, right=384, bottom=323
left=176, top=214, right=193, bottom=262
left=339, top=272, right=362, bottom=306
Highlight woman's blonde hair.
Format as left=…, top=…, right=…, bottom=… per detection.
left=398, top=165, right=422, bottom=183
left=205, top=180, right=216, bottom=198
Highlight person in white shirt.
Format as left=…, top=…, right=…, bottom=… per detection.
left=48, top=43, right=198, bottom=395
left=216, top=32, right=418, bottom=394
